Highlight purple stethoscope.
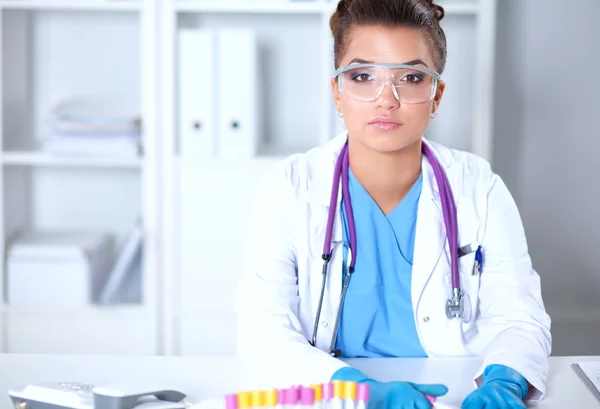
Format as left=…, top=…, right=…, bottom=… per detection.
left=309, top=141, right=469, bottom=357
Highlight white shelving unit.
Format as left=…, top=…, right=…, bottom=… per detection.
left=2, top=152, right=142, bottom=168
left=0, top=0, right=161, bottom=354
left=0, top=1, right=142, bottom=11
left=0, top=0, right=497, bottom=356
left=160, top=0, right=497, bottom=357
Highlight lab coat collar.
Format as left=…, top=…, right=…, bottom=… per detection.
left=306, top=131, right=450, bottom=208
left=305, top=132, right=347, bottom=206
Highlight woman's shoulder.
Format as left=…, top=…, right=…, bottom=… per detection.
left=425, top=138, right=492, bottom=172
left=424, top=138, right=497, bottom=192
left=266, top=133, right=347, bottom=195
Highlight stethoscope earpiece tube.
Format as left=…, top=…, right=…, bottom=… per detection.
left=341, top=146, right=357, bottom=272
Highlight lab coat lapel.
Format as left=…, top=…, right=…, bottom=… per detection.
left=411, top=153, right=446, bottom=309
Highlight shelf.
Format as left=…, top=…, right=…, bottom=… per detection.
left=2, top=151, right=141, bottom=169
left=0, top=0, right=141, bottom=11
left=4, top=304, right=156, bottom=355
left=257, top=142, right=315, bottom=158
left=175, top=0, right=325, bottom=14
left=175, top=142, right=314, bottom=164
left=2, top=304, right=147, bottom=316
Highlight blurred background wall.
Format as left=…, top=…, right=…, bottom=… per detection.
left=493, top=0, right=600, bottom=354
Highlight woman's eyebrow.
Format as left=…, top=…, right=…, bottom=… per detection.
left=348, top=57, right=429, bottom=67
left=348, top=57, right=373, bottom=64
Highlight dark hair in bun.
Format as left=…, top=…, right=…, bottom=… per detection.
left=329, top=0, right=447, bottom=73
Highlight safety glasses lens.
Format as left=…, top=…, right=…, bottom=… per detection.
left=340, top=66, right=436, bottom=103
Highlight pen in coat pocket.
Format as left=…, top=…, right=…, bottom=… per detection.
left=472, top=245, right=482, bottom=275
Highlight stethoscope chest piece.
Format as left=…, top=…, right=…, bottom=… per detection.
left=445, top=288, right=471, bottom=324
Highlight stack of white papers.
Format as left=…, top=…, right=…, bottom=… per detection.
left=41, top=95, right=141, bottom=158
left=6, top=230, right=114, bottom=306
left=573, top=361, right=600, bottom=401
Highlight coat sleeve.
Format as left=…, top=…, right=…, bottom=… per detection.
left=233, top=161, right=348, bottom=388
left=472, top=173, right=552, bottom=401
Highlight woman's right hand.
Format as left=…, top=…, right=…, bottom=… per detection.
left=331, top=367, right=448, bottom=409
left=366, top=380, right=448, bottom=409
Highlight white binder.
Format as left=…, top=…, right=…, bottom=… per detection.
left=178, top=28, right=217, bottom=160
left=216, top=28, right=260, bottom=160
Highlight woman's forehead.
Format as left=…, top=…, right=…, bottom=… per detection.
left=342, top=25, right=435, bottom=67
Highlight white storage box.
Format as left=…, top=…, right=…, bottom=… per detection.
left=6, top=230, right=114, bottom=307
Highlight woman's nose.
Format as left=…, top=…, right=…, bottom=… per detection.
left=376, top=82, right=401, bottom=109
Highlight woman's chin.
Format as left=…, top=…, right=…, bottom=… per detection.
left=362, top=132, right=421, bottom=153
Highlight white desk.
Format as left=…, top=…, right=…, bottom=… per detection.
left=1, top=354, right=599, bottom=409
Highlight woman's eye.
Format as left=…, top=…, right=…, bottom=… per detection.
left=351, top=73, right=373, bottom=82
left=402, top=73, right=423, bottom=83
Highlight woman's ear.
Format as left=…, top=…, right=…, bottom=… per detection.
left=331, top=77, right=342, bottom=113
left=432, top=80, right=446, bottom=115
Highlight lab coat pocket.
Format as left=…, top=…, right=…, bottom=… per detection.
left=458, top=246, right=481, bottom=332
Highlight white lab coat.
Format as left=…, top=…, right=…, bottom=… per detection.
left=234, top=132, right=551, bottom=401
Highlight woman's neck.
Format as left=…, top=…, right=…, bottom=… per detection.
left=348, top=138, right=423, bottom=215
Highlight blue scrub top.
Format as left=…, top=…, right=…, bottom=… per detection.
left=335, top=169, right=427, bottom=358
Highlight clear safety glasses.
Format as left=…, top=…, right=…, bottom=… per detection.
left=334, top=63, right=440, bottom=104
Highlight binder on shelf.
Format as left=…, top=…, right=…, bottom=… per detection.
left=178, top=28, right=217, bottom=160
left=98, top=220, right=143, bottom=305
left=217, top=28, right=260, bottom=160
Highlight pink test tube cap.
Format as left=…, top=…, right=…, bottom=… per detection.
left=277, top=389, right=285, bottom=405
left=284, top=387, right=300, bottom=405
left=225, top=394, right=238, bottom=409
left=300, top=387, right=315, bottom=405
left=356, top=383, right=370, bottom=402
left=322, top=383, right=333, bottom=400
left=425, top=394, right=436, bottom=404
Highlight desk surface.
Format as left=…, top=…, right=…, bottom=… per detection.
left=1, top=354, right=599, bottom=408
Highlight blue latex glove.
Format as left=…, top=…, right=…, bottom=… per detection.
left=332, top=367, right=448, bottom=409
left=461, top=364, right=529, bottom=409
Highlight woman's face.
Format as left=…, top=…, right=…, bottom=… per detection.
left=331, top=25, right=445, bottom=153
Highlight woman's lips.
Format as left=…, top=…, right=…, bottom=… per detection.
left=369, top=117, right=403, bottom=131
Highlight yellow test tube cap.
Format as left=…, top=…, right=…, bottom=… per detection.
left=238, top=392, right=251, bottom=409
left=343, top=381, right=357, bottom=400
left=265, top=390, right=278, bottom=407
left=331, top=380, right=343, bottom=399
left=250, top=390, right=266, bottom=407
left=310, top=384, right=323, bottom=401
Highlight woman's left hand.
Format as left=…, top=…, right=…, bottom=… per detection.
left=461, top=364, right=528, bottom=409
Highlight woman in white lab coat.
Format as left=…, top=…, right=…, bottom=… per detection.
left=234, top=0, right=551, bottom=408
